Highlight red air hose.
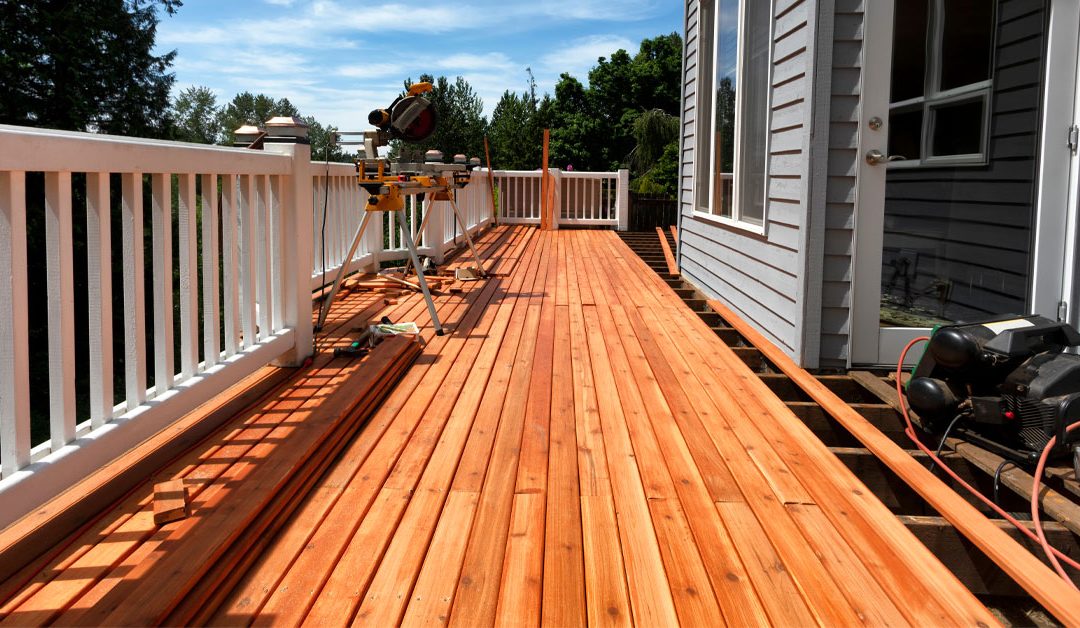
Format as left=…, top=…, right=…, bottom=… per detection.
left=895, top=337, right=1080, bottom=590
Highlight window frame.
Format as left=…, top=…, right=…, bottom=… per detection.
left=888, top=0, right=996, bottom=169
left=693, top=0, right=774, bottom=234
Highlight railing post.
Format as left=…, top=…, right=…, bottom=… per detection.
left=616, top=168, right=630, bottom=231
left=263, top=117, right=313, bottom=366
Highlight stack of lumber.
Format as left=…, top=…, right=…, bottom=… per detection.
left=0, top=224, right=511, bottom=627
left=0, top=335, right=420, bottom=626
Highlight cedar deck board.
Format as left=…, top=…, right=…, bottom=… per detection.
left=0, top=227, right=1013, bottom=626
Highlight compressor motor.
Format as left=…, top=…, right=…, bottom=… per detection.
left=906, top=314, right=1080, bottom=463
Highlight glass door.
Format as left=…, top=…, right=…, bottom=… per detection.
left=852, top=0, right=1078, bottom=365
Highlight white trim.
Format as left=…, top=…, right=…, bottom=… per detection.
left=697, top=0, right=774, bottom=231
left=855, top=0, right=1077, bottom=367
left=886, top=0, right=996, bottom=167
left=850, top=0, right=896, bottom=366
left=1033, top=0, right=1080, bottom=324
left=689, top=208, right=767, bottom=236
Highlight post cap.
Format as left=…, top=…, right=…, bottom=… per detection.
left=264, top=116, right=309, bottom=140
left=233, top=124, right=264, bottom=147
left=425, top=150, right=444, bottom=162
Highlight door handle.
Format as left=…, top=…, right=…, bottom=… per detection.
left=866, top=149, right=906, bottom=165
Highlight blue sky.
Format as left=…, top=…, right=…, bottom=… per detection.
left=154, top=0, right=682, bottom=131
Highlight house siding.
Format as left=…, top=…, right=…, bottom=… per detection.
left=679, top=0, right=816, bottom=360
left=817, top=0, right=863, bottom=367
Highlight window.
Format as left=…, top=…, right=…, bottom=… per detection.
left=888, top=0, right=995, bottom=166
left=695, top=0, right=772, bottom=227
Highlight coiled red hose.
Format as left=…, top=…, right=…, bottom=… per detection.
left=895, top=337, right=1079, bottom=590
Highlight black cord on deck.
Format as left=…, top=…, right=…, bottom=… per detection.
left=315, top=133, right=333, bottom=355
left=928, top=413, right=964, bottom=474
left=992, top=459, right=1013, bottom=506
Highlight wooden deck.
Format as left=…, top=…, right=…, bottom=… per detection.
left=0, top=226, right=1001, bottom=626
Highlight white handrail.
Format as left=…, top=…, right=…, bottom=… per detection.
left=487, top=168, right=629, bottom=228
left=0, top=122, right=622, bottom=525
left=0, top=125, right=309, bottom=527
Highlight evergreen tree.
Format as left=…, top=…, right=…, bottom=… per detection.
left=217, top=91, right=299, bottom=144
left=0, top=0, right=181, bottom=137
left=391, top=75, right=487, bottom=163
left=171, top=85, right=220, bottom=144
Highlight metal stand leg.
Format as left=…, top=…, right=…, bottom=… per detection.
left=317, top=211, right=373, bottom=331
left=396, top=209, right=444, bottom=336
left=403, top=194, right=435, bottom=278
left=448, top=196, right=487, bottom=276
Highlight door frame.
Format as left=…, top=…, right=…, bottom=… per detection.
left=850, top=0, right=1080, bottom=366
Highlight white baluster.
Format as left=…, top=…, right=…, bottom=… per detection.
left=221, top=174, right=239, bottom=356
left=121, top=173, right=146, bottom=409
left=0, top=171, right=30, bottom=474
left=86, top=172, right=113, bottom=429
left=269, top=175, right=283, bottom=332
left=239, top=174, right=257, bottom=349
left=151, top=173, right=174, bottom=394
left=45, top=171, right=76, bottom=448
left=201, top=174, right=221, bottom=368
left=178, top=173, right=198, bottom=380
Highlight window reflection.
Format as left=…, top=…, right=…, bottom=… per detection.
left=712, top=0, right=737, bottom=218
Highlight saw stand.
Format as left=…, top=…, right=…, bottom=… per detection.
left=315, top=181, right=487, bottom=337
left=403, top=189, right=486, bottom=279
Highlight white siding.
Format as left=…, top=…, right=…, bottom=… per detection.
left=679, top=0, right=817, bottom=360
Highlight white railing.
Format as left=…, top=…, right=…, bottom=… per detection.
left=0, top=123, right=624, bottom=526
left=0, top=124, right=316, bottom=526
left=494, top=168, right=629, bottom=230
left=311, top=167, right=495, bottom=288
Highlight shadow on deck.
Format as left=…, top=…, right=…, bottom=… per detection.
left=0, top=226, right=998, bottom=626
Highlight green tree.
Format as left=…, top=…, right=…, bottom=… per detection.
left=171, top=85, right=220, bottom=144
left=0, top=0, right=182, bottom=137
left=629, top=109, right=680, bottom=197
left=487, top=90, right=536, bottom=170
left=217, top=91, right=299, bottom=144
left=304, top=115, right=354, bottom=163
left=542, top=74, right=604, bottom=171
left=716, top=77, right=736, bottom=173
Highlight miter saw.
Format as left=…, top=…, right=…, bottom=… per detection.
left=315, top=81, right=487, bottom=336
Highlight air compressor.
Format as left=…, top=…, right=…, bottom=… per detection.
left=905, top=314, right=1080, bottom=464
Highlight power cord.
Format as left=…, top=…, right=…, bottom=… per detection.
left=896, top=338, right=1079, bottom=590
left=314, top=130, right=334, bottom=355
left=928, top=413, right=964, bottom=474
left=992, top=459, right=1013, bottom=506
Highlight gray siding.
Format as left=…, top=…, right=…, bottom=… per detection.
left=679, top=0, right=816, bottom=360
left=817, top=0, right=863, bottom=367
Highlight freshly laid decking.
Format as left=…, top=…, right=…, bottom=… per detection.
left=0, top=226, right=999, bottom=626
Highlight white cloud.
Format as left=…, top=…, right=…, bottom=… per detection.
left=157, top=1, right=676, bottom=129
left=539, top=34, right=634, bottom=81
